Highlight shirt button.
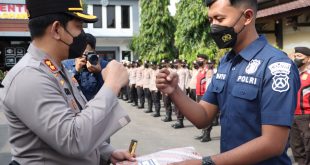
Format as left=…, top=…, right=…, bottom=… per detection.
left=232, top=67, right=236, bottom=71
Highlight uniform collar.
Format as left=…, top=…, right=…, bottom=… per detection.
left=28, top=43, right=62, bottom=73
left=226, top=35, right=268, bottom=62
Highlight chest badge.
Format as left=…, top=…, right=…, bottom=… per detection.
left=302, top=73, right=308, bottom=81
left=245, top=59, right=261, bottom=75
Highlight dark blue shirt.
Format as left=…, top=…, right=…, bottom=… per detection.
left=202, top=36, right=300, bottom=165
left=62, top=59, right=108, bottom=101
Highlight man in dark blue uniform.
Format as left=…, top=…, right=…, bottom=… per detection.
left=156, top=0, right=300, bottom=164
left=63, top=33, right=108, bottom=101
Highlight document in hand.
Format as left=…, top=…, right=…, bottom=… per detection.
left=117, top=147, right=202, bottom=165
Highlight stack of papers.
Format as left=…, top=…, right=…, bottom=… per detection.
left=117, top=147, right=202, bottom=165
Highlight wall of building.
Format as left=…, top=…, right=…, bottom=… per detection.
left=260, top=13, right=310, bottom=55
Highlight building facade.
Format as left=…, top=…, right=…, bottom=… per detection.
left=257, top=0, right=310, bottom=54
left=0, top=0, right=140, bottom=71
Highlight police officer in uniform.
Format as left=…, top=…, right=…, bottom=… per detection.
left=290, top=47, right=310, bottom=165
left=142, top=61, right=153, bottom=113
left=0, top=0, right=135, bottom=164
left=130, top=61, right=138, bottom=106
left=188, top=61, right=199, bottom=101
left=157, top=0, right=300, bottom=164
left=150, top=62, right=161, bottom=117
left=136, top=60, right=145, bottom=109
left=171, top=59, right=187, bottom=129
left=161, top=59, right=173, bottom=122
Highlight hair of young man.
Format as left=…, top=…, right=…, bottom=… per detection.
left=86, top=33, right=96, bottom=50
left=28, top=13, right=74, bottom=39
left=205, top=0, right=258, bottom=14
left=197, top=54, right=208, bottom=60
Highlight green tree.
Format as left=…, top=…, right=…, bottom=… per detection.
left=174, top=0, right=218, bottom=63
left=130, top=0, right=175, bottom=62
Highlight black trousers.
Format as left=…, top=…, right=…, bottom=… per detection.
left=127, top=85, right=132, bottom=101
left=189, top=88, right=196, bottom=101
left=197, top=95, right=213, bottom=133
left=137, top=86, right=145, bottom=106
left=162, top=94, right=172, bottom=117
left=130, top=84, right=138, bottom=105
left=120, top=86, right=128, bottom=99
left=151, top=90, right=161, bottom=112
left=290, top=115, right=310, bottom=165
left=144, top=88, right=153, bottom=111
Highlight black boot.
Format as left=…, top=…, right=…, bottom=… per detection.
left=138, top=104, right=144, bottom=109
left=162, top=116, right=172, bottom=122
left=201, top=131, right=211, bottom=142
left=172, top=119, right=184, bottom=129
left=153, top=113, right=160, bottom=117
left=153, top=109, right=160, bottom=117
left=144, top=109, right=152, bottom=113
left=131, top=101, right=138, bottom=107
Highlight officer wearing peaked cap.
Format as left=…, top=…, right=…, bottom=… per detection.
left=0, top=0, right=135, bottom=164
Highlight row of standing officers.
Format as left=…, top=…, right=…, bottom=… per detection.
left=119, top=54, right=219, bottom=142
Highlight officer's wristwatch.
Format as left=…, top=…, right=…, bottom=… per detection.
left=202, top=156, right=216, bottom=165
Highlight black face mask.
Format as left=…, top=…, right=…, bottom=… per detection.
left=144, top=64, right=149, bottom=68
left=294, top=58, right=305, bottom=68
left=60, top=28, right=87, bottom=59
left=197, top=61, right=204, bottom=67
left=210, top=13, right=245, bottom=49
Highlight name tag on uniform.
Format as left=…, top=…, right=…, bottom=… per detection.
left=216, top=73, right=227, bottom=80
left=237, top=76, right=258, bottom=85
left=64, top=88, right=72, bottom=95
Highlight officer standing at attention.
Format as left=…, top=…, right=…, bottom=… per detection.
left=161, top=59, right=173, bottom=122
left=0, top=0, right=135, bottom=164
left=150, top=62, right=161, bottom=117
left=171, top=59, right=187, bottom=129
left=129, top=61, right=138, bottom=106
left=156, top=0, right=300, bottom=164
left=290, top=47, right=310, bottom=165
left=136, top=60, right=145, bottom=109
left=142, top=61, right=153, bottom=113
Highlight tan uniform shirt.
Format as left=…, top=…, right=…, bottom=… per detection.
left=177, top=68, right=187, bottom=91
left=129, top=67, right=136, bottom=85
left=135, top=66, right=144, bottom=87
left=149, top=69, right=159, bottom=92
left=189, top=69, right=199, bottom=89
left=142, top=68, right=152, bottom=89
left=0, top=44, right=130, bottom=165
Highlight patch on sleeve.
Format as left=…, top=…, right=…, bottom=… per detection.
left=268, top=62, right=291, bottom=93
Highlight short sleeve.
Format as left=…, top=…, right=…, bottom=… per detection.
left=202, top=79, right=219, bottom=106
left=260, top=58, right=300, bottom=127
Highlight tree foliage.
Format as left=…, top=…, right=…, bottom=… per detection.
left=130, top=0, right=175, bottom=62
left=174, top=0, right=218, bottom=63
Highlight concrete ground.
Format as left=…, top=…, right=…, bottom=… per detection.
left=0, top=99, right=297, bottom=164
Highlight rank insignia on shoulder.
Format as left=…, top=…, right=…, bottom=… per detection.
left=44, top=59, right=58, bottom=72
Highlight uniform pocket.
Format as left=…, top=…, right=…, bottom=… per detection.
left=231, top=84, right=259, bottom=101
left=211, top=80, right=225, bottom=93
